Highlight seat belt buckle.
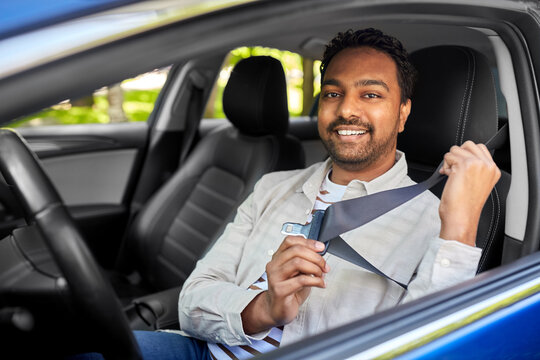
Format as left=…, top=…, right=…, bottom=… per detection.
left=281, top=210, right=329, bottom=255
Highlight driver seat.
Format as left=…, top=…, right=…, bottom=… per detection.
left=398, top=45, right=511, bottom=273
left=111, top=56, right=305, bottom=328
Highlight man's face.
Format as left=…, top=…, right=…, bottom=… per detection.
left=318, top=46, right=411, bottom=173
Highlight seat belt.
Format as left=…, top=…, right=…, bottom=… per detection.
left=283, top=124, right=509, bottom=289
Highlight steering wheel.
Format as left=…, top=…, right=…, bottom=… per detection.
left=0, top=129, right=141, bottom=359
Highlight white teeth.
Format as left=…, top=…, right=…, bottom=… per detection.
left=337, top=130, right=367, bottom=136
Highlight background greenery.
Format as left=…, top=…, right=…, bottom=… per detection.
left=11, top=47, right=321, bottom=128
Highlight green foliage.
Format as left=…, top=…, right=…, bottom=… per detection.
left=10, top=47, right=320, bottom=128
left=11, top=89, right=160, bottom=127
left=123, top=89, right=160, bottom=122
left=207, top=47, right=320, bottom=119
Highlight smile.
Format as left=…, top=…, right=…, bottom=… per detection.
left=337, top=130, right=367, bottom=136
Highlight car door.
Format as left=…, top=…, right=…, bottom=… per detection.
left=0, top=68, right=169, bottom=267
left=0, top=61, right=223, bottom=268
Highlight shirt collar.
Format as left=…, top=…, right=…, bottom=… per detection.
left=299, top=158, right=333, bottom=202
left=300, top=151, right=409, bottom=202
left=347, top=150, right=408, bottom=196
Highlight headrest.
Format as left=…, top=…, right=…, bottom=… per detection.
left=398, top=46, right=498, bottom=166
left=223, top=56, right=289, bottom=136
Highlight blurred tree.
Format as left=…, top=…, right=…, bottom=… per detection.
left=302, top=58, right=314, bottom=115
left=71, top=95, right=94, bottom=107
left=107, top=84, right=128, bottom=123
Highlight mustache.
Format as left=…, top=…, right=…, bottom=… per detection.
left=326, top=117, right=373, bottom=133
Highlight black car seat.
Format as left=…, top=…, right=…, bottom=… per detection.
left=398, top=45, right=511, bottom=273
left=111, top=56, right=305, bottom=324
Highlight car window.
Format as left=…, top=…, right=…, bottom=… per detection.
left=8, top=66, right=170, bottom=127
left=203, top=47, right=321, bottom=119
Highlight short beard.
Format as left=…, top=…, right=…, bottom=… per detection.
left=321, top=117, right=399, bottom=172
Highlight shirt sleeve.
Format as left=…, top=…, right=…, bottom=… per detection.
left=403, top=237, right=482, bottom=302
left=177, top=191, right=264, bottom=346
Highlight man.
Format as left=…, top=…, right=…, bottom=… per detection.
left=85, top=28, right=498, bottom=360
left=174, top=28, right=500, bottom=359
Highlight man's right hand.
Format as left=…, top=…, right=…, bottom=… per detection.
left=241, top=236, right=330, bottom=335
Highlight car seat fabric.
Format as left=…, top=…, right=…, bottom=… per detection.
left=398, top=45, right=510, bottom=273
left=120, top=56, right=305, bottom=295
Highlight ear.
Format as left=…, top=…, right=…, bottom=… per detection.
left=398, top=99, right=411, bottom=133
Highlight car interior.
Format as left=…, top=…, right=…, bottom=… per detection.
left=1, top=1, right=539, bottom=358
left=116, top=41, right=514, bottom=332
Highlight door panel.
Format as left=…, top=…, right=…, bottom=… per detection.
left=19, top=122, right=148, bottom=205
left=0, top=122, right=151, bottom=267
left=40, top=149, right=137, bottom=205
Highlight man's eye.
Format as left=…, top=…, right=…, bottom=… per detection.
left=325, top=92, right=340, bottom=98
left=364, top=93, right=380, bottom=99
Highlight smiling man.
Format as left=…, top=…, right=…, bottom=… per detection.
left=173, top=29, right=501, bottom=359
left=88, top=28, right=501, bottom=360
left=317, top=46, right=411, bottom=184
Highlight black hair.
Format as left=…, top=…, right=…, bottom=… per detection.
left=320, top=28, right=417, bottom=103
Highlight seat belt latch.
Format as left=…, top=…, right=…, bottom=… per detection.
left=281, top=210, right=329, bottom=255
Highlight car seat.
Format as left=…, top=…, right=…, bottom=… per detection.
left=398, top=45, right=511, bottom=273
left=110, top=56, right=305, bottom=328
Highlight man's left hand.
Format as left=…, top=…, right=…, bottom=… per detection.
left=438, top=140, right=501, bottom=247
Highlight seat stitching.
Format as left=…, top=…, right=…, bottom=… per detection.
left=459, top=50, right=476, bottom=144
left=185, top=199, right=224, bottom=225
left=171, top=216, right=209, bottom=243
left=477, top=192, right=494, bottom=271
left=489, top=186, right=500, bottom=244
left=478, top=187, right=500, bottom=272
left=163, top=233, right=200, bottom=262
left=490, top=66, right=500, bottom=130
left=455, top=48, right=472, bottom=145
left=198, top=181, right=238, bottom=206
left=157, top=254, right=190, bottom=281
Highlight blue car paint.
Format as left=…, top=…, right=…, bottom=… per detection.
left=0, top=0, right=140, bottom=39
left=398, top=291, right=540, bottom=359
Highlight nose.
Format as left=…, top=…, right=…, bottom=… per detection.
left=337, top=93, right=360, bottom=120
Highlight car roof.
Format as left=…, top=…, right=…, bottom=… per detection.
left=0, top=0, right=144, bottom=40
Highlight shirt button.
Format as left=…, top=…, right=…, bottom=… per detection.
left=267, top=249, right=274, bottom=256
left=441, top=258, right=451, bottom=267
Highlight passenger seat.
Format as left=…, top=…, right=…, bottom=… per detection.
left=112, top=56, right=305, bottom=328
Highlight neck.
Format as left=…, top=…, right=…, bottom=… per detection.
left=330, top=152, right=397, bottom=185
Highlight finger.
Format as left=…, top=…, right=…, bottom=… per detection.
left=461, top=141, right=491, bottom=161
left=444, top=141, right=484, bottom=164
left=450, top=142, right=499, bottom=176
left=270, top=274, right=326, bottom=298
left=440, top=151, right=461, bottom=174
left=270, top=243, right=329, bottom=274
left=276, top=235, right=326, bottom=253
left=477, top=143, right=495, bottom=161
left=277, top=257, right=327, bottom=279
left=274, top=236, right=328, bottom=269
left=448, top=143, right=471, bottom=158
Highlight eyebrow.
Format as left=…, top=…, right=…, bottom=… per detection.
left=355, top=79, right=389, bottom=91
left=321, top=78, right=341, bottom=87
left=321, top=78, right=390, bottom=92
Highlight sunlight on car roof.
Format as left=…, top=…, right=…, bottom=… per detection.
left=0, top=0, right=254, bottom=81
